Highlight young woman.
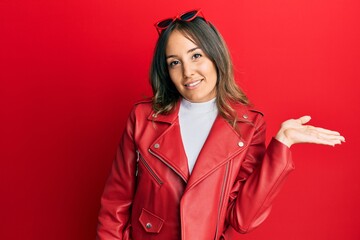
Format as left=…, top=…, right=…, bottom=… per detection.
left=97, top=10, right=345, bottom=240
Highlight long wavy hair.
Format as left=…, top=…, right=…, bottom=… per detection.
left=150, top=17, right=249, bottom=126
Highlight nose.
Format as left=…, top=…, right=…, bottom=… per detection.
left=182, top=61, right=195, bottom=79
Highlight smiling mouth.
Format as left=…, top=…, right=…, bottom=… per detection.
left=184, top=80, right=202, bottom=87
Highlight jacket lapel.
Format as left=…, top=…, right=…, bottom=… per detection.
left=184, top=115, right=248, bottom=191
left=147, top=102, right=190, bottom=182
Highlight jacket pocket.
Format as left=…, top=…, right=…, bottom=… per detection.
left=138, top=208, right=164, bottom=233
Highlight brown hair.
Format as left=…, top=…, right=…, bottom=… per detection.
left=149, top=17, right=249, bottom=126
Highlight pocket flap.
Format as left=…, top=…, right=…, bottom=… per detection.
left=139, top=208, right=164, bottom=233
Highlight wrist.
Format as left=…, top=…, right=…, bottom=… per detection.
left=275, top=130, right=292, bottom=148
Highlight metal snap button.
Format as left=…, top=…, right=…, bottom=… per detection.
left=146, top=222, right=152, bottom=229
left=238, top=141, right=244, bottom=147
left=243, top=114, right=248, bottom=119
left=154, top=143, right=160, bottom=149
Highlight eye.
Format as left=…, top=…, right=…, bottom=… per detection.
left=192, top=53, right=202, bottom=60
left=169, top=60, right=180, bottom=67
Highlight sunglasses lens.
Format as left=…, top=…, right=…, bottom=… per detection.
left=157, top=18, right=174, bottom=28
left=154, top=10, right=204, bottom=34
left=180, top=10, right=198, bottom=21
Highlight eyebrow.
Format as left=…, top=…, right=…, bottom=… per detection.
left=166, top=47, right=200, bottom=59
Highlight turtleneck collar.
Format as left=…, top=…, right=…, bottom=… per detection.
left=180, top=98, right=217, bottom=114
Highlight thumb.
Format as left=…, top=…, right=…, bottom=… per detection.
left=297, top=115, right=311, bottom=125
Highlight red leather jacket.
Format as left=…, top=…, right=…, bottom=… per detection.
left=97, top=99, right=294, bottom=240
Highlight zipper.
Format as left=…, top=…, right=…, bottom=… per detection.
left=148, top=149, right=187, bottom=183
left=214, top=162, right=230, bottom=239
left=139, top=154, right=163, bottom=185
left=136, top=151, right=140, bottom=177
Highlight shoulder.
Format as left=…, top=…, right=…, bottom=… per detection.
left=232, top=102, right=265, bottom=129
left=127, top=97, right=153, bottom=120
left=134, top=97, right=153, bottom=106
left=133, top=97, right=153, bottom=110
left=232, top=102, right=264, bottom=118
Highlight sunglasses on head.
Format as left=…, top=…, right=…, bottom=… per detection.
left=154, top=9, right=208, bottom=35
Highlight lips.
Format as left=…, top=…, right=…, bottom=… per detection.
left=184, top=80, right=202, bottom=87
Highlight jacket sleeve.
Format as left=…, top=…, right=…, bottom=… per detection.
left=97, top=108, right=137, bottom=240
left=224, top=115, right=294, bottom=236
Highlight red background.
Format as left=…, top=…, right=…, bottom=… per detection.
left=1, top=0, right=359, bottom=239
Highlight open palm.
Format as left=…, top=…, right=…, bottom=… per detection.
left=275, top=116, right=345, bottom=148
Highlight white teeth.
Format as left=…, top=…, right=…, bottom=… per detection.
left=186, top=80, right=201, bottom=87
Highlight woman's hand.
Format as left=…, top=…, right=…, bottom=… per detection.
left=275, top=116, right=345, bottom=148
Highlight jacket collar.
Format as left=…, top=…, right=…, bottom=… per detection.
left=147, top=101, right=180, bottom=124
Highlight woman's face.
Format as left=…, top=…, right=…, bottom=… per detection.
left=165, top=30, right=217, bottom=103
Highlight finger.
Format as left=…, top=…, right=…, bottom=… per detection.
left=304, top=136, right=342, bottom=146
left=321, top=139, right=343, bottom=146
left=297, top=116, right=311, bottom=125
left=315, top=132, right=346, bottom=142
left=306, top=126, right=341, bottom=136
left=307, top=127, right=345, bottom=142
left=290, top=128, right=344, bottom=145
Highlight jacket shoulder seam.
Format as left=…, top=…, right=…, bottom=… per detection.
left=248, top=108, right=264, bottom=116
left=134, top=97, right=153, bottom=106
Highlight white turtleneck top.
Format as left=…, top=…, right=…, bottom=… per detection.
left=178, top=98, right=218, bottom=174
